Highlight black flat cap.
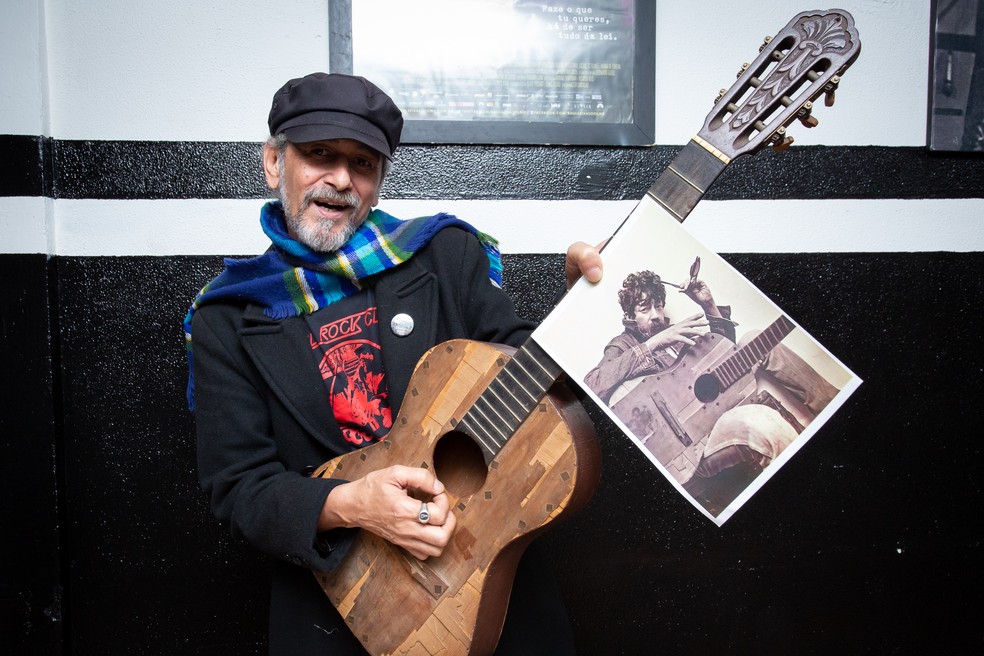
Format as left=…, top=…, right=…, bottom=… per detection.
left=268, top=72, right=403, bottom=159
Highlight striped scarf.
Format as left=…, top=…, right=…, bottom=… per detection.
left=184, top=200, right=502, bottom=410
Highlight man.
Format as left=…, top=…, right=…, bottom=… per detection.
left=584, top=268, right=838, bottom=513
left=185, top=72, right=602, bottom=654
left=584, top=269, right=736, bottom=405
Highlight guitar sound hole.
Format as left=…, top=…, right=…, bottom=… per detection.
left=693, top=373, right=720, bottom=403
left=433, top=431, right=489, bottom=498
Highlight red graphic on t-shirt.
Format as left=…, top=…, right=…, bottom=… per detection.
left=311, top=309, right=392, bottom=446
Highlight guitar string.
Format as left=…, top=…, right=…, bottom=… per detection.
left=457, top=414, right=500, bottom=456
left=469, top=397, right=511, bottom=442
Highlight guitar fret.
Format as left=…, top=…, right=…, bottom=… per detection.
left=472, top=396, right=515, bottom=439
left=765, top=322, right=786, bottom=345
left=717, top=363, right=734, bottom=387
left=486, top=382, right=525, bottom=424
left=647, top=190, right=687, bottom=222
left=466, top=401, right=506, bottom=445
left=523, top=345, right=562, bottom=380
left=719, top=360, right=740, bottom=387
left=710, top=316, right=795, bottom=393
left=526, top=339, right=565, bottom=378
left=510, top=354, right=543, bottom=389
left=646, top=140, right=729, bottom=223
left=491, top=375, right=532, bottom=423
left=511, top=349, right=557, bottom=394
left=458, top=414, right=501, bottom=455
left=666, top=163, right=706, bottom=194
left=496, top=379, right=533, bottom=421
left=735, top=350, right=756, bottom=372
left=502, top=365, right=538, bottom=403
left=746, top=347, right=765, bottom=364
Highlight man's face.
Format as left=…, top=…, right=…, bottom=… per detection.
left=631, top=294, right=669, bottom=339
left=263, top=138, right=383, bottom=252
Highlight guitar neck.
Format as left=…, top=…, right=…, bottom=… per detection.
left=647, top=139, right=729, bottom=223
left=712, top=315, right=795, bottom=390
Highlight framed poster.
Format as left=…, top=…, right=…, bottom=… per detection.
left=929, top=0, right=984, bottom=151
left=332, top=0, right=655, bottom=146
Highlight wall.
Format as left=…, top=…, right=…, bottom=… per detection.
left=2, top=1, right=982, bottom=654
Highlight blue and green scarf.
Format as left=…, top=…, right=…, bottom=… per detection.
left=184, top=201, right=502, bottom=410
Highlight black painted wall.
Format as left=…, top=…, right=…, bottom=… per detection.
left=1, top=255, right=62, bottom=654
left=2, top=136, right=983, bottom=654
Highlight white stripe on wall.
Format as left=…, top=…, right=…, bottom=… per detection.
left=3, top=197, right=982, bottom=256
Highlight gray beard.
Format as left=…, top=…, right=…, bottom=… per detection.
left=278, top=182, right=365, bottom=253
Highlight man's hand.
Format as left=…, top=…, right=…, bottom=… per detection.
left=643, top=313, right=709, bottom=350
left=319, top=465, right=456, bottom=560
left=565, top=240, right=605, bottom=289
left=681, top=279, right=722, bottom=318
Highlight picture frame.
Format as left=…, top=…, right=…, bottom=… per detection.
left=928, top=0, right=984, bottom=152
left=331, top=0, right=655, bottom=146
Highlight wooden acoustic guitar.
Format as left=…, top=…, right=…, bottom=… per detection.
left=312, top=9, right=861, bottom=655
left=610, top=315, right=810, bottom=485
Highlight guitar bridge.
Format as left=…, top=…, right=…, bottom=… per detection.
left=651, top=391, right=693, bottom=447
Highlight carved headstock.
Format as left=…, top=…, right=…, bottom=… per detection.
left=695, top=9, right=861, bottom=162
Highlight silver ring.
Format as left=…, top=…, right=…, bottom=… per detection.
left=417, top=502, right=430, bottom=524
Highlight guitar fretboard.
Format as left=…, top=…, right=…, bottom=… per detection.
left=457, top=339, right=563, bottom=462
left=713, top=315, right=795, bottom=390
left=647, top=139, right=729, bottom=223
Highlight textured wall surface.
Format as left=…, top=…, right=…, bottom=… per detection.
left=3, top=249, right=979, bottom=654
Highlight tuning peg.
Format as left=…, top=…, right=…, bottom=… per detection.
left=714, top=88, right=726, bottom=104
left=759, top=35, right=773, bottom=52
left=737, top=62, right=749, bottom=79
left=797, top=101, right=819, bottom=128
left=770, top=126, right=794, bottom=151
left=774, top=135, right=795, bottom=151
left=823, top=75, right=841, bottom=107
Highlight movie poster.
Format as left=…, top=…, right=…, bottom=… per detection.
left=351, top=0, right=643, bottom=138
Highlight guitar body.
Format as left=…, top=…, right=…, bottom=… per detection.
left=611, top=333, right=758, bottom=484
left=312, top=339, right=600, bottom=656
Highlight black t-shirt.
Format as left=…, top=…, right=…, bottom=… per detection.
left=303, top=290, right=392, bottom=447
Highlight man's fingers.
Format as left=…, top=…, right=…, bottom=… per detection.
left=413, top=495, right=451, bottom=526
left=565, top=240, right=605, bottom=288
left=390, top=464, right=445, bottom=497
left=405, top=514, right=457, bottom=560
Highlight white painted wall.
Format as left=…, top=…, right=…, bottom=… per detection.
left=655, top=0, right=931, bottom=147
left=2, top=0, right=982, bottom=255
left=7, top=0, right=929, bottom=145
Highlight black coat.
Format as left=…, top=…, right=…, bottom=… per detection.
left=192, top=227, right=573, bottom=654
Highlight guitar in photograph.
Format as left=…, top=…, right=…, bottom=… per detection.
left=312, top=9, right=861, bottom=655
left=610, top=314, right=814, bottom=485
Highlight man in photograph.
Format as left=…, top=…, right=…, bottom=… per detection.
left=584, top=267, right=838, bottom=513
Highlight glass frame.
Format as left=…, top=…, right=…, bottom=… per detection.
left=331, top=0, right=655, bottom=146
